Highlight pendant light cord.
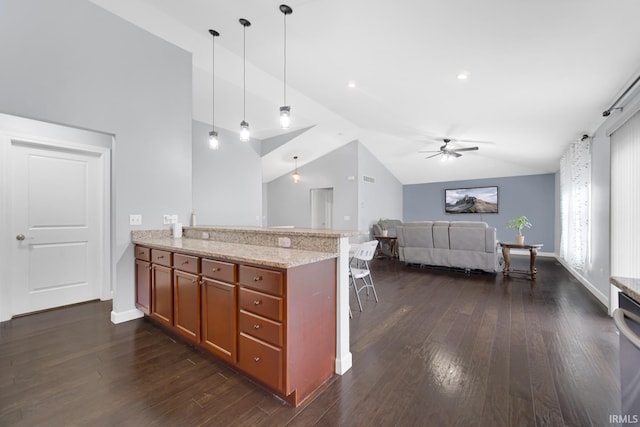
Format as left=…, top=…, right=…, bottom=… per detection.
left=211, top=34, right=216, bottom=128
left=243, top=24, right=246, bottom=121
left=283, top=12, right=287, bottom=106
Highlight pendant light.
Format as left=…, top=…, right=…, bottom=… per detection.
left=208, top=29, right=220, bottom=150
left=292, top=156, right=300, bottom=183
left=239, top=18, right=251, bottom=142
left=279, top=5, right=293, bottom=129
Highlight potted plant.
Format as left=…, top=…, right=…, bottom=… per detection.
left=507, top=215, right=532, bottom=245
left=377, top=218, right=389, bottom=237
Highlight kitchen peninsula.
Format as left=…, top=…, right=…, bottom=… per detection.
left=131, top=226, right=359, bottom=406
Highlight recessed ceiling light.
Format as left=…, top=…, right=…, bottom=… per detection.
left=457, top=71, right=470, bottom=80
left=347, top=80, right=356, bottom=88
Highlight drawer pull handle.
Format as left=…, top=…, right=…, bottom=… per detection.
left=157, top=255, right=164, bottom=259
left=253, top=276, right=263, bottom=282
left=211, top=267, right=220, bottom=272
left=253, top=324, right=260, bottom=329
left=253, top=300, right=262, bottom=306
left=147, top=266, right=152, bottom=271
left=191, top=279, right=197, bottom=284
left=253, top=356, right=261, bottom=363
left=181, top=261, right=189, bottom=265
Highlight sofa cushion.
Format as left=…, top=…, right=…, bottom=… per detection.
left=403, top=224, right=434, bottom=248
left=433, top=222, right=450, bottom=249
left=449, top=223, right=487, bottom=252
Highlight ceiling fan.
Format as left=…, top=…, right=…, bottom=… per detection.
left=419, top=138, right=480, bottom=160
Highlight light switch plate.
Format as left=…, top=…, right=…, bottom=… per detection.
left=129, top=214, right=142, bottom=225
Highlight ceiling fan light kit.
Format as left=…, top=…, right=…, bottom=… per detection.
left=421, top=138, right=480, bottom=160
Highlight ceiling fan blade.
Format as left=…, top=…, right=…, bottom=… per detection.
left=418, top=150, right=441, bottom=153
left=450, top=151, right=462, bottom=158
left=425, top=152, right=442, bottom=159
left=452, top=146, right=479, bottom=152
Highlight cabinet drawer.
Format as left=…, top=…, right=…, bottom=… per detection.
left=239, top=287, right=283, bottom=322
left=151, top=249, right=172, bottom=267
left=238, top=265, right=283, bottom=296
left=174, top=253, right=199, bottom=274
left=238, top=333, right=283, bottom=392
left=135, top=246, right=150, bottom=261
left=202, top=258, right=236, bottom=282
left=239, top=310, right=283, bottom=347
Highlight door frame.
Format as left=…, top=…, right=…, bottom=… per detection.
left=0, top=114, right=112, bottom=321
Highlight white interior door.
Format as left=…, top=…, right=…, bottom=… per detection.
left=10, top=140, right=103, bottom=315
left=310, top=188, right=333, bottom=229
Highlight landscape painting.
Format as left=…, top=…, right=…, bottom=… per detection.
left=445, top=186, right=498, bottom=213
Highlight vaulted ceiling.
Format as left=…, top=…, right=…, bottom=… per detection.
left=91, top=0, right=640, bottom=184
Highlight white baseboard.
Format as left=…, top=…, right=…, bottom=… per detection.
left=110, top=308, right=144, bottom=324
left=335, top=352, right=352, bottom=375
left=555, top=256, right=609, bottom=309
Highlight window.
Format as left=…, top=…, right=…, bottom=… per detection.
left=559, top=139, right=591, bottom=270
left=611, top=109, right=640, bottom=277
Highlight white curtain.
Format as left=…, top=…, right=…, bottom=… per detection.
left=611, top=109, right=640, bottom=277
left=559, top=139, right=591, bottom=270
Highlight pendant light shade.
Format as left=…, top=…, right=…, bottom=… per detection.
left=279, top=5, right=293, bottom=129
left=292, top=156, right=300, bottom=183
left=239, top=18, right=251, bottom=142
left=208, top=29, right=220, bottom=150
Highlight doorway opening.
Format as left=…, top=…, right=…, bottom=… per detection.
left=310, top=188, right=333, bottom=229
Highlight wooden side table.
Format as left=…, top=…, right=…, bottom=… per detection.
left=374, top=236, right=398, bottom=259
left=499, top=242, right=543, bottom=279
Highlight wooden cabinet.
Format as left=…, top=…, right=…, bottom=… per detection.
left=150, top=249, right=173, bottom=327
left=237, top=265, right=285, bottom=392
left=134, top=246, right=151, bottom=314
left=201, top=259, right=237, bottom=363
left=134, top=245, right=336, bottom=406
left=173, top=253, right=201, bottom=344
left=202, top=277, right=236, bottom=363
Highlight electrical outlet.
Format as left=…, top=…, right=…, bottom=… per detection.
left=163, top=215, right=172, bottom=225
left=278, top=237, right=291, bottom=248
left=170, top=214, right=178, bottom=224
left=129, top=214, right=142, bottom=225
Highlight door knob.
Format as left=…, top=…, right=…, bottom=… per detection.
left=16, top=234, right=25, bottom=241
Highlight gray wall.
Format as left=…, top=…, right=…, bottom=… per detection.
left=572, top=86, right=640, bottom=307
left=403, top=174, right=556, bottom=251
left=266, top=141, right=359, bottom=229
left=0, top=0, right=193, bottom=317
left=192, top=120, right=262, bottom=226
left=357, top=143, right=403, bottom=238
left=265, top=140, right=403, bottom=236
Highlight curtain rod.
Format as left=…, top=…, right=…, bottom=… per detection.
left=603, top=74, right=640, bottom=117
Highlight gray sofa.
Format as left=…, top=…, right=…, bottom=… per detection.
left=396, top=221, right=499, bottom=273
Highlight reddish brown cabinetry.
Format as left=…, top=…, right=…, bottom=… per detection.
left=201, top=259, right=237, bottom=363
left=150, top=249, right=173, bottom=327
left=134, top=246, right=151, bottom=314
left=237, top=265, right=285, bottom=392
left=134, top=245, right=336, bottom=406
left=173, top=253, right=201, bottom=344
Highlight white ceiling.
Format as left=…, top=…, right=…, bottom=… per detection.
left=91, top=0, right=640, bottom=184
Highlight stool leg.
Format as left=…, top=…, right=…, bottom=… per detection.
left=352, top=276, right=364, bottom=312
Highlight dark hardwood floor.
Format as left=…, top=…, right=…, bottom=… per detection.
left=1, top=256, right=621, bottom=426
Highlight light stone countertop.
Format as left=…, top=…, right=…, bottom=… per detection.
left=611, top=276, right=640, bottom=305
left=132, top=235, right=338, bottom=269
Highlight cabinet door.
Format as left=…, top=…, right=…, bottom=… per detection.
left=135, top=259, right=151, bottom=315
left=173, top=269, right=201, bottom=343
left=201, top=278, right=236, bottom=363
left=151, top=264, right=173, bottom=326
